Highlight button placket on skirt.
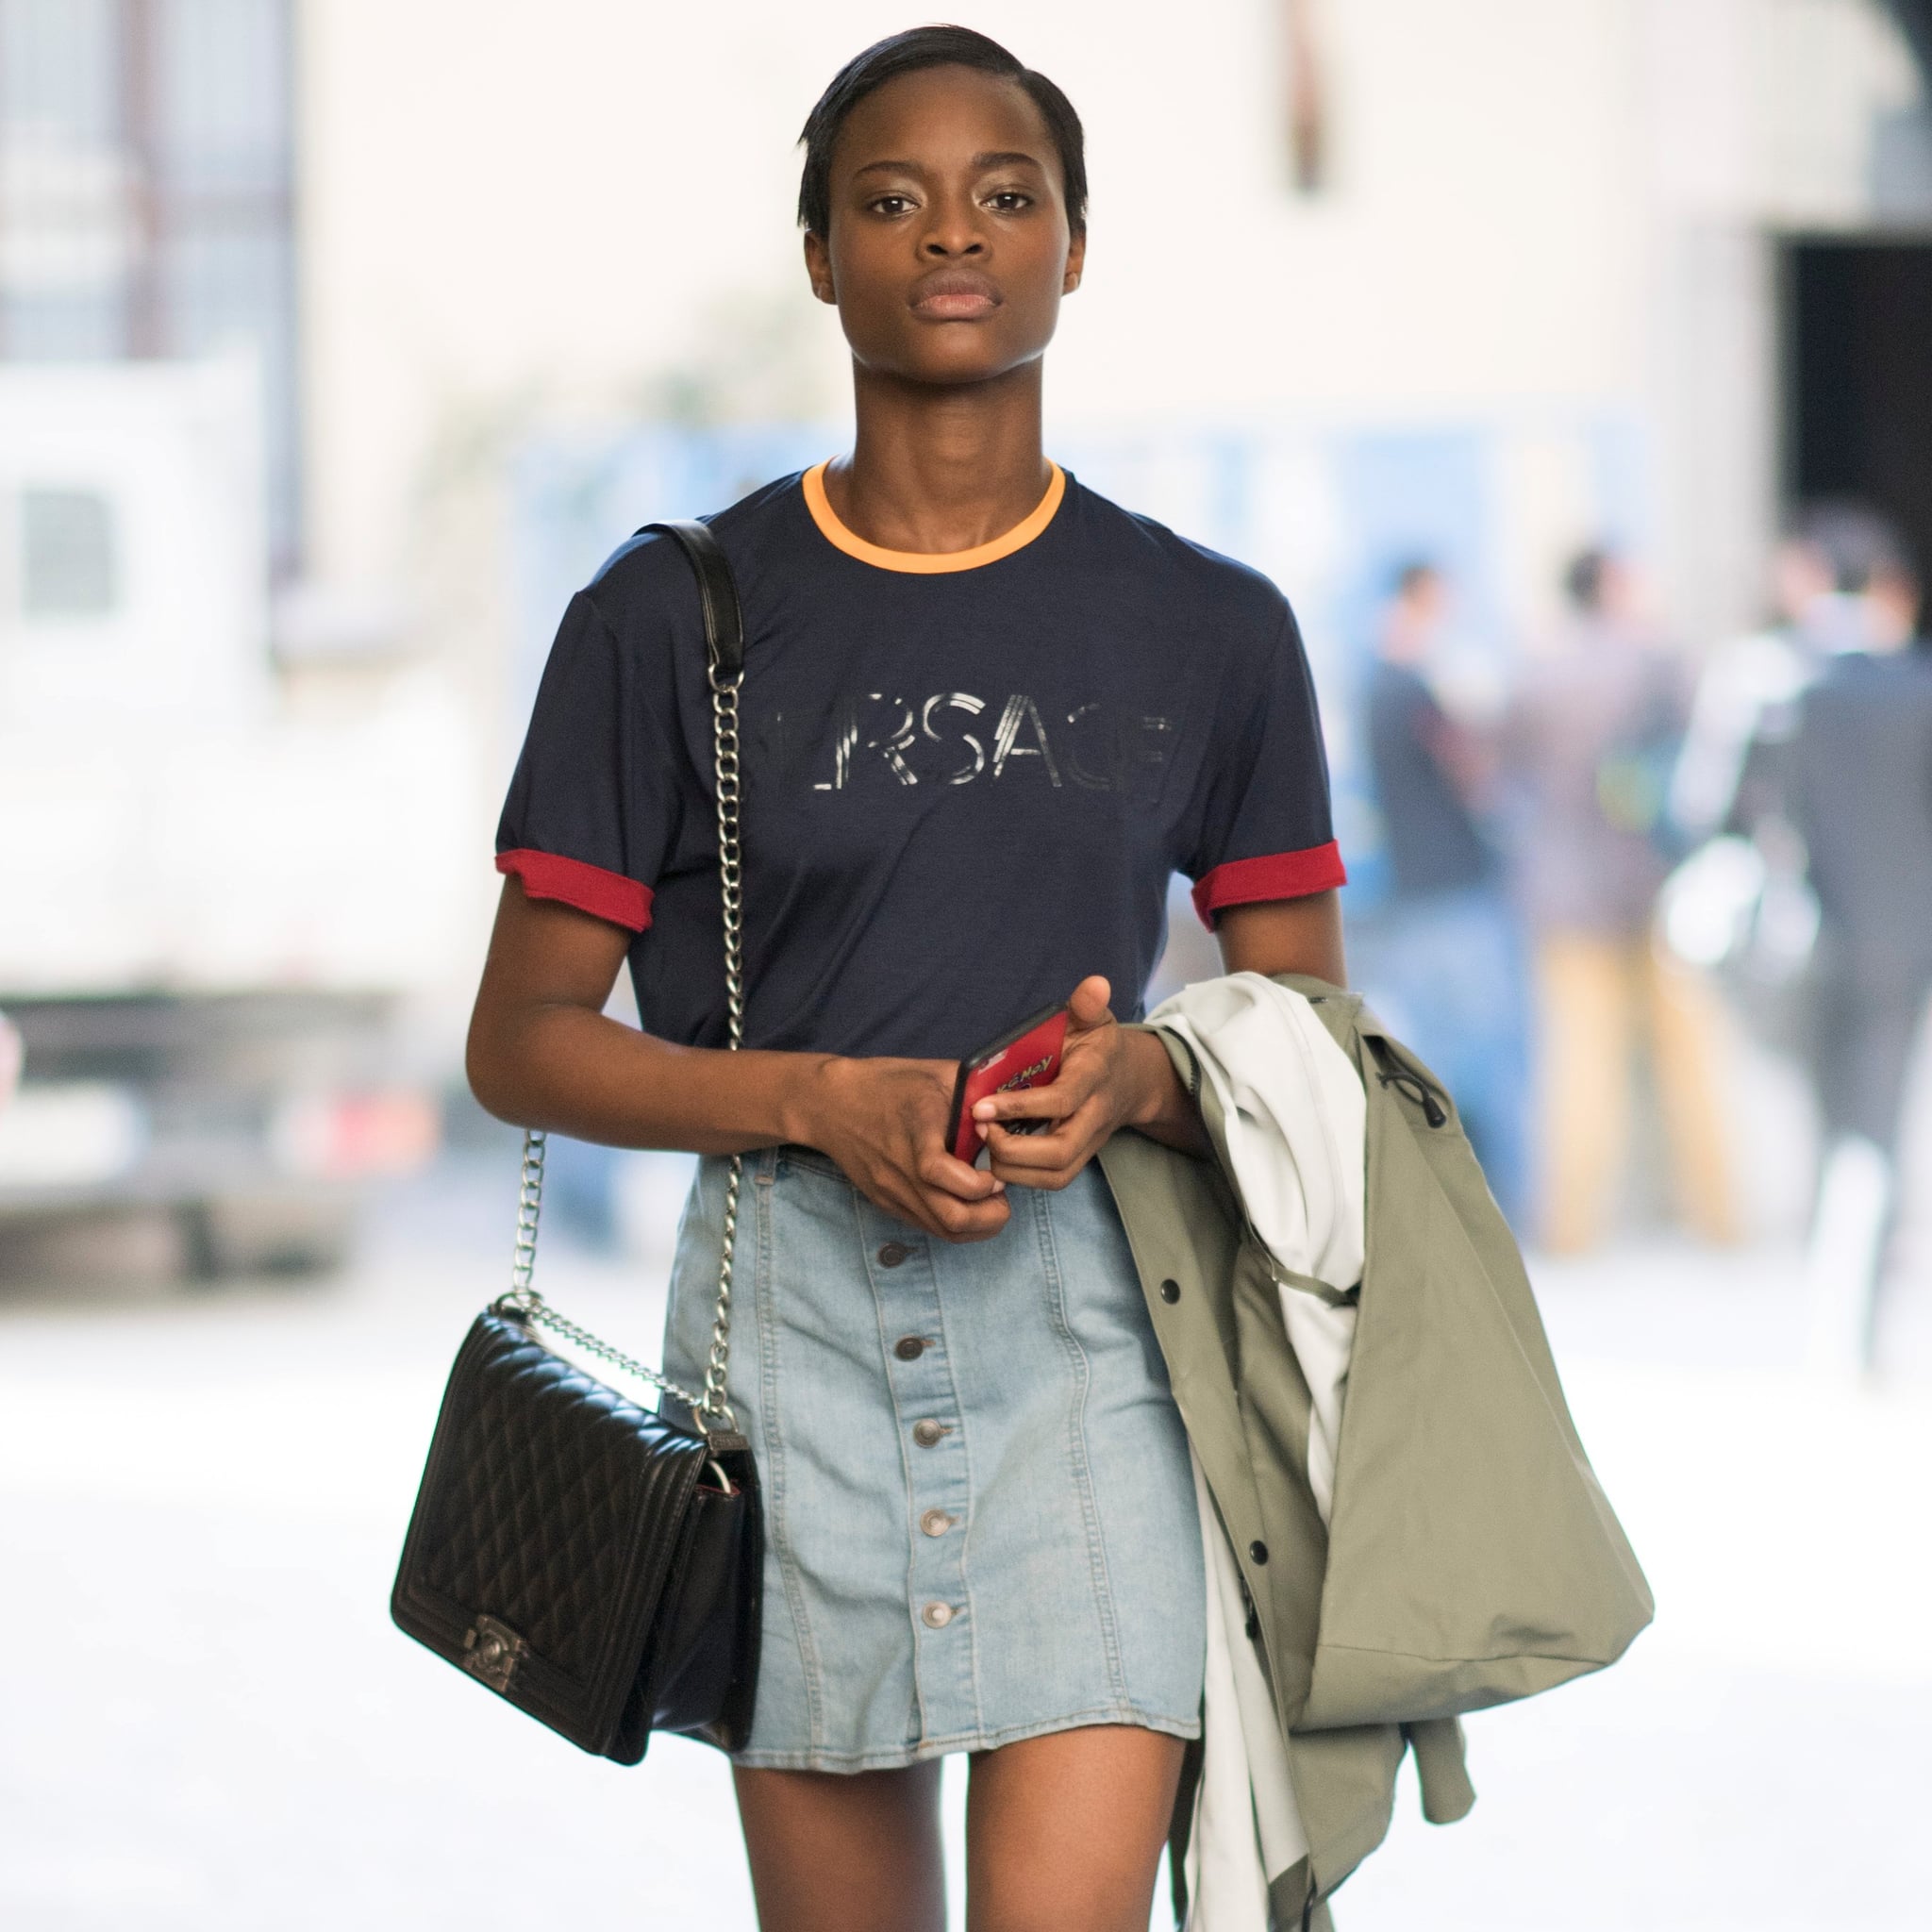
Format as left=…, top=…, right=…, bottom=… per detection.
left=860, top=1204, right=977, bottom=1745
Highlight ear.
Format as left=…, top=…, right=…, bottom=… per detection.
left=802, top=229, right=837, bottom=306
left=1062, top=225, right=1086, bottom=295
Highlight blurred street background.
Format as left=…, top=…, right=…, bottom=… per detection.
left=4, top=1, right=1932, bottom=1925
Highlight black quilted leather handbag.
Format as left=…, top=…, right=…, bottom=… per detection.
left=391, top=520, right=761, bottom=1763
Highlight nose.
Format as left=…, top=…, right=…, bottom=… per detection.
left=921, top=193, right=986, bottom=258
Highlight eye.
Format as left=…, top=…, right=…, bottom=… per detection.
left=987, top=191, right=1034, bottom=213
left=868, top=193, right=916, bottom=217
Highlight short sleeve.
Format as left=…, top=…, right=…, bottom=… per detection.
left=494, top=590, right=679, bottom=932
left=1185, top=601, right=1346, bottom=928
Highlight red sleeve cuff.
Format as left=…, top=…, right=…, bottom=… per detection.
left=496, top=849, right=653, bottom=931
left=1191, top=841, right=1346, bottom=928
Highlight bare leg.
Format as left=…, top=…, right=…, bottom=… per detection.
left=733, top=1759, right=945, bottom=1932
left=966, top=1725, right=1185, bottom=1932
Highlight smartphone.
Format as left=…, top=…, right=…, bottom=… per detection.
left=945, top=1004, right=1072, bottom=1166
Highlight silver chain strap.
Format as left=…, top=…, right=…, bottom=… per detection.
left=495, top=622, right=748, bottom=1437
left=495, top=1129, right=719, bottom=1418
left=508, top=1127, right=543, bottom=1295
left=699, top=658, right=747, bottom=1428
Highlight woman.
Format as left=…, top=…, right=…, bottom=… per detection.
left=468, top=27, right=1346, bottom=1932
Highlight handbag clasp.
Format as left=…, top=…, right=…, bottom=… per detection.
left=461, top=1614, right=527, bottom=1692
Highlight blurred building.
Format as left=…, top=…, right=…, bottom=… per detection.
left=10, top=0, right=1929, bottom=801
left=299, top=2, right=1932, bottom=824
left=3, top=1, right=1929, bottom=1254
left=0, top=2, right=463, bottom=1269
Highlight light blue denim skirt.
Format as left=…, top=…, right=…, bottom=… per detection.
left=660, top=1145, right=1206, bottom=1772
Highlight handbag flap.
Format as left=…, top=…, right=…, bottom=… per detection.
left=391, top=1312, right=712, bottom=1757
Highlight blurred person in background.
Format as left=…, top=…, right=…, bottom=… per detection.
left=1361, top=561, right=1529, bottom=1224
left=1662, top=511, right=1854, bottom=1087
left=1774, top=520, right=1932, bottom=1378
left=1502, top=548, right=1736, bottom=1255
left=466, top=27, right=1351, bottom=1931
left=1673, top=508, right=1872, bottom=847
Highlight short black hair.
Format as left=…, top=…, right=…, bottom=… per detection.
left=797, top=25, right=1087, bottom=239
left=1391, top=558, right=1440, bottom=599
left=1564, top=546, right=1610, bottom=611
left=1792, top=500, right=1916, bottom=595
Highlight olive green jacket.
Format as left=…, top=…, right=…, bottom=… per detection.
left=1098, top=977, right=1653, bottom=1926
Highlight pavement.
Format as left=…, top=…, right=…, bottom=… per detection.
left=2, top=1147, right=1929, bottom=1931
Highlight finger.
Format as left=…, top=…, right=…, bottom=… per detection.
left=924, top=1188, right=1012, bottom=1242
left=987, top=1086, right=1108, bottom=1143
left=1066, top=974, right=1114, bottom=1032
left=917, top=1148, right=1007, bottom=1199
left=984, top=1108, right=1107, bottom=1180
left=986, top=1146, right=1082, bottom=1192
left=858, top=1157, right=977, bottom=1235
left=973, top=1075, right=1086, bottom=1127
left=986, top=1129, right=1094, bottom=1181
left=861, top=1174, right=947, bottom=1239
left=882, top=1177, right=1003, bottom=1241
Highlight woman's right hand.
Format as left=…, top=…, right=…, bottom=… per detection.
left=469, top=883, right=1008, bottom=1241
left=797, top=1055, right=1011, bottom=1242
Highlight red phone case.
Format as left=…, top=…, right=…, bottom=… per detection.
left=946, top=1005, right=1071, bottom=1164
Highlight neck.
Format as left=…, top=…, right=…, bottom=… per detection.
left=824, top=358, right=1051, bottom=555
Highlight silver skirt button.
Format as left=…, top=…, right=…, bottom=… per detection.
left=921, top=1601, right=956, bottom=1629
left=920, top=1508, right=955, bottom=1538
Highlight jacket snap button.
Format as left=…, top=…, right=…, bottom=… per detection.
left=912, top=1419, right=946, bottom=1448
left=1159, top=1278, right=1181, bottom=1304
left=893, top=1335, right=926, bottom=1361
left=921, top=1601, right=955, bottom=1629
left=920, top=1508, right=955, bottom=1537
left=1248, top=1541, right=1270, bottom=1565
left=878, top=1241, right=912, bottom=1267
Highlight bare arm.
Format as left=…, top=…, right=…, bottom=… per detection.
left=465, top=877, right=1008, bottom=1240
left=1214, top=889, right=1347, bottom=987
left=471, top=877, right=1347, bottom=1224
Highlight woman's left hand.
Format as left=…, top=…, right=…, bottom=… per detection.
left=972, top=975, right=1202, bottom=1187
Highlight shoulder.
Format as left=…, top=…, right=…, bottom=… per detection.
left=1878, top=647, right=1932, bottom=691
left=578, top=471, right=808, bottom=632
left=1834, top=649, right=1932, bottom=711
left=1061, top=476, right=1294, bottom=641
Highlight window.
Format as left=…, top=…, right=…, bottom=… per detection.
left=0, top=0, right=298, bottom=572
left=21, top=485, right=119, bottom=617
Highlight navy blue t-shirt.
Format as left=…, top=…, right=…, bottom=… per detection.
left=496, top=463, right=1343, bottom=1059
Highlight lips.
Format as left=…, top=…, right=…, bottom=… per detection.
left=909, top=268, right=1002, bottom=320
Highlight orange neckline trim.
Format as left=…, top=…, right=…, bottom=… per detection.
left=803, top=460, right=1065, bottom=573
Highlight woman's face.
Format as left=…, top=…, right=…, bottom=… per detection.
left=804, top=64, right=1084, bottom=389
